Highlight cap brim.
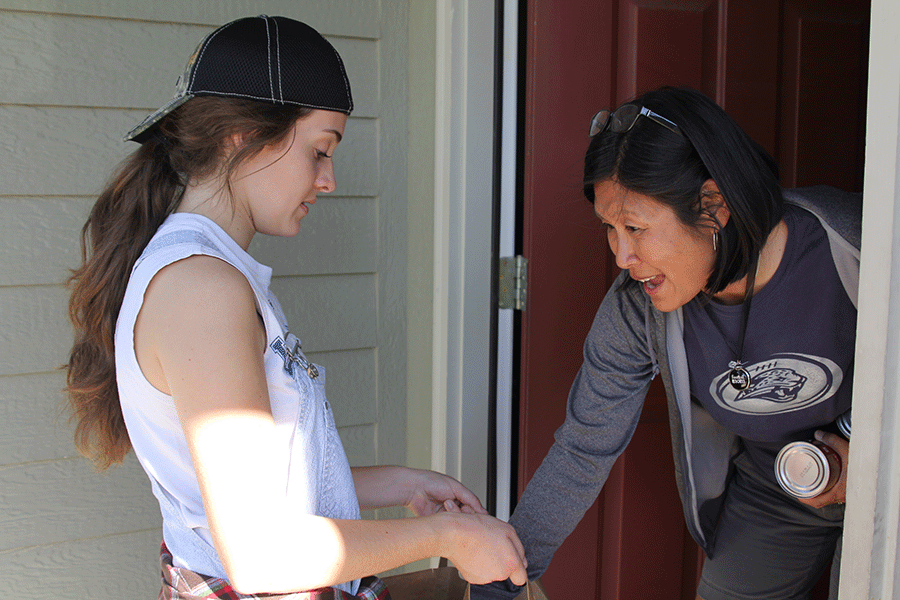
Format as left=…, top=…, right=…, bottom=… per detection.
left=123, top=93, right=194, bottom=143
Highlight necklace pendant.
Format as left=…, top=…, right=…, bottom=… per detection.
left=728, top=363, right=751, bottom=391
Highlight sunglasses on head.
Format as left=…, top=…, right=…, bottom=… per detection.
left=589, top=103, right=683, bottom=138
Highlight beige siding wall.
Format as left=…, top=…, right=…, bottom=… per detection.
left=0, top=2, right=413, bottom=597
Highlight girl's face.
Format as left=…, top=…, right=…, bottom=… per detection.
left=230, top=109, right=347, bottom=243
left=593, top=179, right=722, bottom=312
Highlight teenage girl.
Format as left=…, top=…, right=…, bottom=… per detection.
left=66, top=15, right=527, bottom=599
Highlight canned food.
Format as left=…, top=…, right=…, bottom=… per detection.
left=836, top=410, right=851, bottom=439
left=774, top=441, right=842, bottom=499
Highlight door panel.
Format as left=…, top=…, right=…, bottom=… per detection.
left=519, top=2, right=615, bottom=596
left=707, top=0, right=782, bottom=154
left=618, top=0, right=708, bottom=96
left=518, top=0, right=868, bottom=598
left=780, top=0, right=869, bottom=190
left=599, top=419, right=700, bottom=599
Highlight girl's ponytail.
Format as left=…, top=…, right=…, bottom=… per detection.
left=65, top=136, right=182, bottom=469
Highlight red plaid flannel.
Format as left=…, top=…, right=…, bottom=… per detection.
left=159, top=542, right=391, bottom=600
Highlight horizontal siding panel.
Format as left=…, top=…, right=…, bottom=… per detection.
left=0, top=354, right=376, bottom=462
left=0, top=16, right=205, bottom=111
left=307, top=349, right=376, bottom=428
left=248, top=197, right=378, bottom=276
left=0, top=455, right=160, bottom=551
left=0, top=13, right=377, bottom=116
left=0, top=1, right=380, bottom=38
left=0, top=105, right=156, bottom=197
left=0, top=285, right=70, bottom=376
left=0, top=106, right=377, bottom=197
left=332, top=38, right=379, bottom=117
left=337, top=423, right=376, bottom=466
left=271, top=273, right=376, bottom=353
left=0, top=197, right=91, bottom=287
left=334, top=116, right=379, bottom=196
left=0, top=372, right=77, bottom=464
left=0, top=528, right=160, bottom=599
left=0, top=195, right=375, bottom=287
left=0, top=276, right=375, bottom=373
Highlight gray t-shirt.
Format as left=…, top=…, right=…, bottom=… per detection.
left=683, top=204, right=856, bottom=480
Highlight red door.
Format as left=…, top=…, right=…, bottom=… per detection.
left=517, top=1, right=869, bottom=598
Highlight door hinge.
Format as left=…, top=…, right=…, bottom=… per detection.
left=498, top=256, right=528, bottom=311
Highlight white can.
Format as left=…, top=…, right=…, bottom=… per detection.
left=774, top=441, right=842, bottom=499
left=836, top=410, right=851, bottom=439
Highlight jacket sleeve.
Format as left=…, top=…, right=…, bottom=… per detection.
left=471, top=273, right=656, bottom=599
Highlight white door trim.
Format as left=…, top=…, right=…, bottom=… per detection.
left=431, top=0, right=497, bottom=503
left=839, top=0, right=900, bottom=596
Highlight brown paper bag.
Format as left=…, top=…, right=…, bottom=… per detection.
left=515, top=579, right=549, bottom=600
left=381, top=565, right=467, bottom=600
left=381, top=563, right=547, bottom=600
left=464, top=580, right=548, bottom=600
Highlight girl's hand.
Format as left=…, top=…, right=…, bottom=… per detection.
left=798, top=430, right=849, bottom=509
left=435, top=512, right=528, bottom=586
left=351, top=466, right=488, bottom=515
left=406, top=469, right=487, bottom=517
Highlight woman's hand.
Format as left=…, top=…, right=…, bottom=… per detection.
left=798, top=430, right=849, bottom=509
left=434, top=511, right=528, bottom=586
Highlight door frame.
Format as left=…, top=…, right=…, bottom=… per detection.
left=430, top=0, right=520, bottom=522
left=840, top=0, right=900, bottom=596
left=430, top=0, right=498, bottom=505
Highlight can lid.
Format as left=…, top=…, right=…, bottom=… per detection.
left=774, top=442, right=829, bottom=498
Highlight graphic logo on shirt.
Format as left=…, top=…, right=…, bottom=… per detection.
left=709, top=353, right=843, bottom=415
left=271, top=334, right=319, bottom=380
left=271, top=337, right=297, bottom=377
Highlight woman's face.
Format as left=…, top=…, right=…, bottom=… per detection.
left=593, top=179, right=718, bottom=312
left=230, top=109, right=347, bottom=241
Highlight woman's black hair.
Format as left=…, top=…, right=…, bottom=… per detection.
left=583, top=86, right=783, bottom=295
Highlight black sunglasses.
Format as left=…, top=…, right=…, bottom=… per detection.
left=589, top=104, right=683, bottom=137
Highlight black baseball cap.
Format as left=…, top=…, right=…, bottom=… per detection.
left=125, top=15, right=353, bottom=143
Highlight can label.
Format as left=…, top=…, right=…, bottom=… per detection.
left=815, top=441, right=841, bottom=492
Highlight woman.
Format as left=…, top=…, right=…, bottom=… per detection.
left=474, top=87, right=858, bottom=600
left=65, top=15, right=527, bottom=599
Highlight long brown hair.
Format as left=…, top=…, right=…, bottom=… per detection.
left=66, top=97, right=312, bottom=470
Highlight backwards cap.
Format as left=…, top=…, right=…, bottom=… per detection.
left=125, top=15, right=353, bottom=143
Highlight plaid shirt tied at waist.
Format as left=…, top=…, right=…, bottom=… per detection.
left=159, top=542, right=391, bottom=600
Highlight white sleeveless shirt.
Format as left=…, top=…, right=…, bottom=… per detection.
left=115, top=213, right=360, bottom=594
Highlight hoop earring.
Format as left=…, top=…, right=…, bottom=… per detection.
left=713, top=230, right=719, bottom=253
